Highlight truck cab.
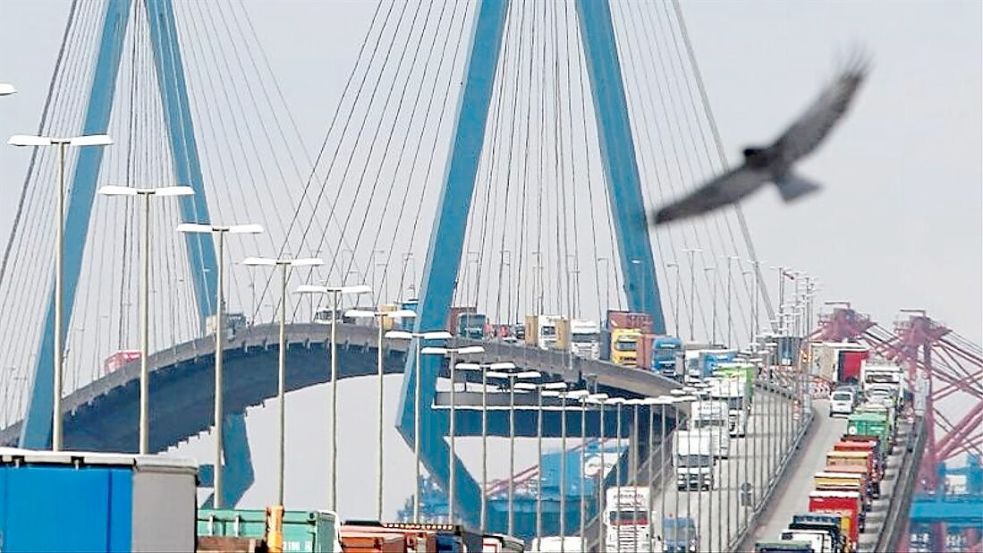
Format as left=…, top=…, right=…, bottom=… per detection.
left=653, top=335, right=684, bottom=379
left=456, top=312, right=487, bottom=339
left=570, top=319, right=601, bottom=359
left=662, top=517, right=698, bottom=553
left=674, top=429, right=717, bottom=490
left=611, top=328, right=642, bottom=366
left=604, top=487, right=652, bottom=552
left=709, top=378, right=749, bottom=437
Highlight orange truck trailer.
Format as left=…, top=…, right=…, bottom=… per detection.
left=808, top=490, right=863, bottom=549
left=815, top=470, right=872, bottom=516
left=826, top=451, right=875, bottom=486
left=834, top=439, right=882, bottom=482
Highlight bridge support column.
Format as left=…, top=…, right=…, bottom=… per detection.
left=20, top=0, right=132, bottom=449
left=396, top=0, right=510, bottom=530
left=575, top=0, right=666, bottom=332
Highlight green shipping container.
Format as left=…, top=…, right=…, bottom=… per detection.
left=197, top=508, right=337, bottom=553
left=847, top=413, right=890, bottom=448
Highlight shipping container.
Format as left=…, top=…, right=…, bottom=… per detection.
left=637, top=333, right=656, bottom=372
left=838, top=349, right=869, bottom=383
left=525, top=314, right=539, bottom=347
left=808, top=490, right=862, bottom=547
left=198, top=508, right=338, bottom=553
left=606, top=310, right=653, bottom=333
left=342, top=521, right=484, bottom=553
left=338, top=531, right=405, bottom=552
left=554, top=318, right=571, bottom=352
left=339, top=524, right=436, bottom=552
left=0, top=448, right=197, bottom=553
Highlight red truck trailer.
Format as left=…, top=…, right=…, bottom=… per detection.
left=606, top=310, right=653, bottom=333
left=808, top=490, right=862, bottom=548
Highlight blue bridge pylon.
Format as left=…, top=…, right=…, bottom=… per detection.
left=18, top=0, right=253, bottom=507
left=398, top=0, right=666, bottom=534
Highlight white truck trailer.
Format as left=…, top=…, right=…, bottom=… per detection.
left=570, top=319, right=601, bottom=359
left=690, top=401, right=732, bottom=458
left=710, top=378, right=749, bottom=437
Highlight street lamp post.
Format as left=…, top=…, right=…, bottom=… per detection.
left=683, top=249, right=701, bottom=341
left=418, top=345, right=486, bottom=522
left=0, top=83, right=15, bottom=96
left=489, top=368, right=542, bottom=535
left=345, top=310, right=416, bottom=519
left=666, top=262, right=681, bottom=336
left=242, top=256, right=323, bottom=508
left=379, top=329, right=453, bottom=522
left=517, top=381, right=568, bottom=541
left=542, top=387, right=588, bottom=552
left=587, top=392, right=609, bottom=547
left=177, top=222, right=263, bottom=507
left=99, top=185, right=193, bottom=454
left=604, top=397, right=626, bottom=553
left=9, top=133, right=113, bottom=451
left=703, top=267, right=717, bottom=346
left=295, top=282, right=373, bottom=511
left=457, top=361, right=516, bottom=531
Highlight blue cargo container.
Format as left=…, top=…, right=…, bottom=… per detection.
left=652, top=335, right=683, bottom=378
left=0, top=448, right=197, bottom=553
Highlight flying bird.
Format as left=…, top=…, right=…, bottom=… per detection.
left=652, top=55, right=869, bottom=226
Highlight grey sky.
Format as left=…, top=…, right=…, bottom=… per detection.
left=1, top=0, right=980, bottom=519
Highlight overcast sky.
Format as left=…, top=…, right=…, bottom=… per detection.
left=1, top=0, right=980, bottom=518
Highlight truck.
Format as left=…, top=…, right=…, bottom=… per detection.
left=808, top=490, right=863, bottom=548
left=847, top=412, right=892, bottom=453
left=392, top=298, right=418, bottom=330
left=604, top=487, right=652, bottom=552
left=810, top=342, right=869, bottom=384
left=835, top=438, right=883, bottom=481
left=860, top=360, right=905, bottom=407
left=447, top=306, right=477, bottom=336
left=790, top=514, right=846, bottom=553
left=755, top=541, right=814, bottom=552
left=662, top=517, right=698, bottom=553
left=206, top=312, right=248, bottom=339
left=611, top=327, right=642, bottom=366
left=826, top=451, right=877, bottom=492
left=780, top=528, right=835, bottom=553
left=674, top=429, right=716, bottom=490
left=533, top=314, right=562, bottom=350
left=653, top=335, right=684, bottom=379
left=690, top=401, right=732, bottom=457
left=685, top=349, right=736, bottom=381
left=814, top=470, right=872, bottom=514
left=456, top=312, right=488, bottom=339
left=570, top=319, right=601, bottom=359
left=530, top=536, right=584, bottom=553
left=710, top=378, right=749, bottom=437
left=200, top=508, right=339, bottom=553
left=103, top=350, right=141, bottom=375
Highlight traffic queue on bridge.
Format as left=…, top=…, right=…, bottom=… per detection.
left=754, top=352, right=908, bottom=553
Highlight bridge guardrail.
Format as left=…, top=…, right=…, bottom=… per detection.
left=733, top=380, right=814, bottom=552
left=875, top=415, right=926, bottom=553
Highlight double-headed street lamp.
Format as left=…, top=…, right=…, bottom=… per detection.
left=8, top=133, right=113, bottom=451
left=418, top=344, right=485, bottom=522
left=344, top=309, right=416, bottom=520
left=488, top=367, right=542, bottom=535
left=515, top=380, right=569, bottom=540
left=542, top=387, right=589, bottom=552
left=177, top=222, right=262, bottom=507
left=241, top=256, right=322, bottom=509
left=99, top=185, right=194, bottom=455
left=385, top=329, right=454, bottom=522
left=296, top=283, right=372, bottom=511
left=456, top=361, right=517, bottom=531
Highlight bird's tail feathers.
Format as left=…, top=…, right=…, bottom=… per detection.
left=774, top=172, right=822, bottom=202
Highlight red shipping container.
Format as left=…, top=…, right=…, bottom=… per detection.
left=636, top=333, right=657, bottom=372
left=606, top=310, right=653, bottom=333
left=808, top=490, right=861, bottom=547
left=838, top=349, right=869, bottom=384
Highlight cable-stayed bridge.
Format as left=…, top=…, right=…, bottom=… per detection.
left=0, top=1, right=978, bottom=550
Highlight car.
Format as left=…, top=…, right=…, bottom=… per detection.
left=829, top=390, right=856, bottom=417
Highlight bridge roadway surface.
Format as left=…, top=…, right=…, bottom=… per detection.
left=746, top=399, right=847, bottom=545
left=0, top=323, right=684, bottom=453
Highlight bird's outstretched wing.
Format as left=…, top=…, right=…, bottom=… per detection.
left=652, top=165, right=769, bottom=225
left=774, top=55, right=869, bottom=163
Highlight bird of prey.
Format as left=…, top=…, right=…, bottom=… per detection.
left=652, top=56, right=868, bottom=226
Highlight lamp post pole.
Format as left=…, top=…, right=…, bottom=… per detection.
left=589, top=393, right=609, bottom=547
left=666, top=262, right=680, bottom=336
left=684, top=249, right=700, bottom=341
left=99, top=184, right=194, bottom=454
left=704, top=267, right=717, bottom=345
left=295, top=283, right=372, bottom=511
left=242, top=256, right=323, bottom=510
left=9, top=133, right=113, bottom=451
left=418, top=345, right=485, bottom=522
left=177, top=222, right=263, bottom=507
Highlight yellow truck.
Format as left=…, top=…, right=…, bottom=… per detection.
left=611, top=328, right=642, bottom=366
